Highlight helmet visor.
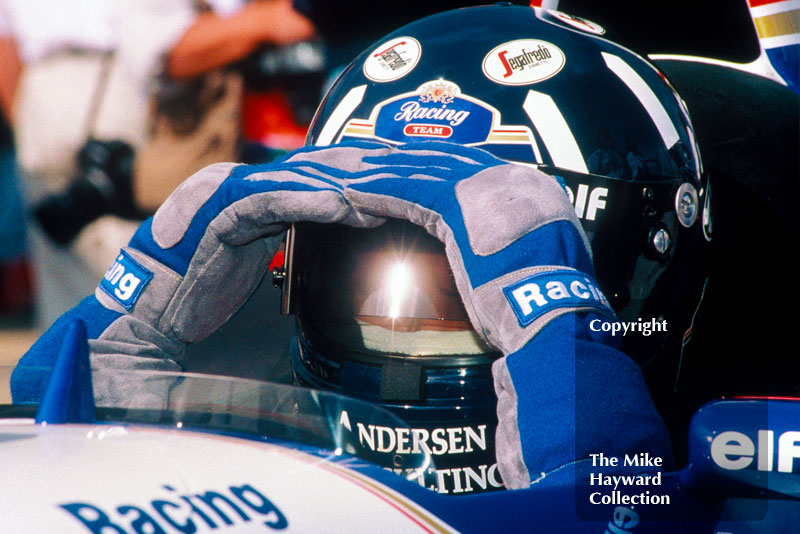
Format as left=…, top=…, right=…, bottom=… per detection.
left=289, top=219, right=493, bottom=357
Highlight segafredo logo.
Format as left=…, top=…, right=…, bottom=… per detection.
left=363, top=36, right=421, bottom=82
left=504, top=269, right=612, bottom=327
left=483, top=39, right=565, bottom=86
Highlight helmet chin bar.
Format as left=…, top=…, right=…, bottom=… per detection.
left=290, top=318, right=503, bottom=495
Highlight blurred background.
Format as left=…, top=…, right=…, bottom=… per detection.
left=0, top=0, right=796, bottom=404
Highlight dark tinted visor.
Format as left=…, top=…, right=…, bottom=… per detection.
left=288, top=219, right=493, bottom=357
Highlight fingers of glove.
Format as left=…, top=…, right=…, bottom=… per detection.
left=152, top=162, right=237, bottom=248
left=454, top=164, right=589, bottom=258
left=95, top=233, right=280, bottom=345
left=152, top=162, right=348, bottom=245
left=166, top=234, right=280, bottom=343
left=279, top=140, right=501, bottom=190
left=364, top=141, right=504, bottom=177
left=395, top=141, right=507, bottom=168
left=279, top=140, right=394, bottom=173
left=136, top=165, right=352, bottom=277
left=340, top=142, right=606, bottom=358
left=275, top=142, right=482, bottom=187
left=345, top=154, right=589, bottom=269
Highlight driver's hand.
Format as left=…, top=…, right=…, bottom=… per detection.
left=12, top=146, right=377, bottom=403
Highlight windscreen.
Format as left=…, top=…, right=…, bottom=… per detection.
left=86, top=370, right=435, bottom=477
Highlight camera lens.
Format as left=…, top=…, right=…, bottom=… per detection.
left=32, top=139, right=137, bottom=245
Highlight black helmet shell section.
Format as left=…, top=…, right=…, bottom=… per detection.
left=309, top=6, right=701, bottom=181
left=306, top=5, right=707, bottom=361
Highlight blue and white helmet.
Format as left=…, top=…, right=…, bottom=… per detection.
left=281, top=4, right=709, bottom=492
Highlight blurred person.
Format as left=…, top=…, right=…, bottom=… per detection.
left=0, top=15, right=30, bottom=318
left=166, top=0, right=313, bottom=79
left=4, top=0, right=314, bottom=329
left=0, top=11, right=20, bottom=121
left=130, top=0, right=320, bottom=211
left=0, top=116, right=30, bottom=318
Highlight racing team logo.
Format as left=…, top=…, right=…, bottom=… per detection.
left=482, top=39, right=565, bottom=86
left=419, top=81, right=456, bottom=104
left=376, top=81, right=489, bottom=143
left=337, top=80, right=539, bottom=159
left=363, top=36, right=422, bottom=82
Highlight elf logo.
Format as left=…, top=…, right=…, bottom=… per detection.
left=99, top=250, right=153, bottom=310
left=564, top=184, right=608, bottom=221
left=711, top=430, right=800, bottom=473
left=503, top=270, right=612, bottom=327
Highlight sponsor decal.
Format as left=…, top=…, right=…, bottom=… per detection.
left=394, top=463, right=504, bottom=495
left=355, top=421, right=488, bottom=457
left=549, top=10, right=606, bottom=35
left=604, top=506, right=640, bottom=534
left=363, top=36, right=421, bottom=82
left=338, top=80, right=539, bottom=157
left=360, top=420, right=504, bottom=495
left=99, top=250, right=153, bottom=310
left=391, top=100, right=473, bottom=127
left=404, top=124, right=453, bottom=138
left=563, top=184, right=609, bottom=221
left=675, top=182, right=699, bottom=228
left=483, top=39, right=565, bottom=86
left=419, top=81, right=456, bottom=104
left=338, top=411, right=503, bottom=494
left=60, top=483, right=288, bottom=533
left=503, top=269, right=612, bottom=327
left=711, top=430, right=800, bottom=473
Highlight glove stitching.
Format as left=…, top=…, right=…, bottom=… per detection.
left=475, top=265, right=579, bottom=292
left=168, top=239, right=229, bottom=338
left=507, top=306, right=607, bottom=355
left=126, top=249, right=182, bottom=284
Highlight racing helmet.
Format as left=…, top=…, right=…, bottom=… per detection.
left=276, top=4, right=709, bottom=493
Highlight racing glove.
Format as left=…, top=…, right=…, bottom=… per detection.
left=334, top=140, right=672, bottom=488
left=11, top=154, right=374, bottom=404
left=13, top=140, right=670, bottom=489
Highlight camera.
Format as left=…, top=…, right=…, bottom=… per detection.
left=33, top=139, right=140, bottom=245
